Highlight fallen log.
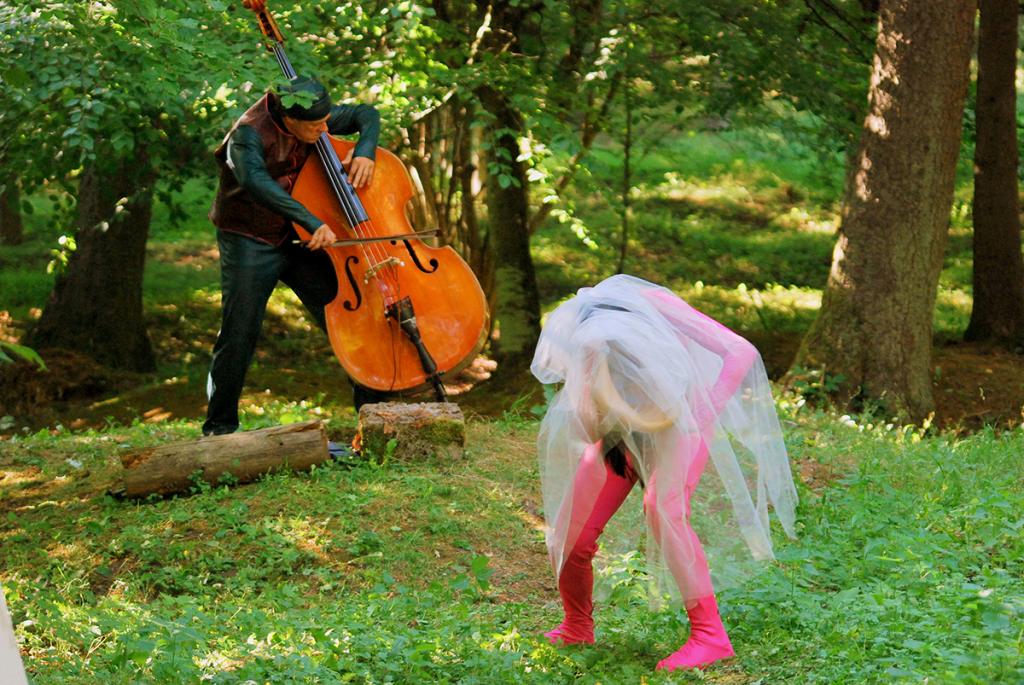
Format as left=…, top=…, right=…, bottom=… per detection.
left=119, top=420, right=329, bottom=498
left=358, top=402, right=465, bottom=461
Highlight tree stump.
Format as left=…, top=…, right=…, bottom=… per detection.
left=119, top=421, right=329, bottom=498
left=357, top=402, right=465, bottom=460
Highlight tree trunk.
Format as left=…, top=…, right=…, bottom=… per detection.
left=26, top=159, right=156, bottom=371
left=474, top=0, right=542, bottom=375
left=0, top=180, right=23, bottom=246
left=617, top=80, right=633, bottom=275
left=965, top=0, right=1024, bottom=346
left=790, top=0, right=976, bottom=421
left=120, top=421, right=329, bottom=498
left=478, top=85, right=541, bottom=374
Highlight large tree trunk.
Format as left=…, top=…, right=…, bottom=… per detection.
left=790, top=0, right=976, bottom=421
left=965, top=0, right=1024, bottom=346
left=473, top=0, right=542, bottom=375
left=26, top=159, right=156, bottom=371
left=479, top=84, right=541, bottom=374
left=0, top=180, right=23, bottom=246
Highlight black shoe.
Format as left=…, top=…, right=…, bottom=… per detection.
left=202, top=426, right=237, bottom=437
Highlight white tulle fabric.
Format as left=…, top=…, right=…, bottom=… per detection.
left=532, top=275, right=798, bottom=605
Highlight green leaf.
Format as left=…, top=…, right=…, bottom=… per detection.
left=0, top=342, right=47, bottom=370
left=4, top=65, right=31, bottom=89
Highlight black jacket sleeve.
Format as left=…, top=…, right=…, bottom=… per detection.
left=226, top=125, right=323, bottom=231
left=327, top=104, right=381, bottom=160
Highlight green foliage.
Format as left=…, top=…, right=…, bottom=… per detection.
left=0, top=2, right=265, bottom=193
left=276, top=79, right=318, bottom=111
left=788, top=366, right=846, bottom=404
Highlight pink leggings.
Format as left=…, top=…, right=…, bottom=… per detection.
left=556, top=436, right=713, bottom=627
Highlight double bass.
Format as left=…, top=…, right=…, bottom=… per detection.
left=241, top=1, right=488, bottom=401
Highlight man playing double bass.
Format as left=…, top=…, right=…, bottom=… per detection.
left=202, top=76, right=384, bottom=436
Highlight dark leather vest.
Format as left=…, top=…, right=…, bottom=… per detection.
left=208, top=94, right=312, bottom=244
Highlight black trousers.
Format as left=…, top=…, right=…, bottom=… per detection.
left=203, top=230, right=386, bottom=435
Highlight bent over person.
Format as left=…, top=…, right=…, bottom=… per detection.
left=532, top=274, right=798, bottom=672
left=203, top=76, right=382, bottom=436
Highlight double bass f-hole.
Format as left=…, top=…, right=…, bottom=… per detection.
left=397, top=239, right=439, bottom=274
left=338, top=239, right=438, bottom=313
left=342, top=255, right=362, bottom=311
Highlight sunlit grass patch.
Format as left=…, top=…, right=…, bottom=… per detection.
left=677, top=282, right=822, bottom=333
left=769, top=205, right=837, bottom=234
left=934, top=287, right=973, bottom=339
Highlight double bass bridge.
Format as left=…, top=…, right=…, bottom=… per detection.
left=363, top=256, right=404, bottom=283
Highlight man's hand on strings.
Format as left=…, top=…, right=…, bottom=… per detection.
left=343, top=150, right=376, bottom=189
left=242, top=0, right=267, bottom=12
left=307, top=223, right=337, bottom=250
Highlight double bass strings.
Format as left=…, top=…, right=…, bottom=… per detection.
left=312, top=135, right=401, bottom=304
left=315, top=129, right=414, bottom=302
left=271, top=43, right=296, bottom=79
left=340, top=153, right=408, bottom=293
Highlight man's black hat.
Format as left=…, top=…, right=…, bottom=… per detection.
left=277, top=76, right=332, bottom=121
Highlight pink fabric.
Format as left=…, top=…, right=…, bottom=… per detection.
left=643, top=437, right=715, bottom=602
left=536, top=275, right=798, bottom=607
left=648, top=288, right=758, bottom=429
left=546, top=447, right=635, bottom=645
left=537, top=279, right=795, bottom=670
left=551, top=315, right=757, bottom=595
left=546, top=438, right=729, bottom=659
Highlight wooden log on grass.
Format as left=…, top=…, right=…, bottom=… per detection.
left=119, top=420, right=329, bottom=497
left=358, top=402, right=465, bottom=460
